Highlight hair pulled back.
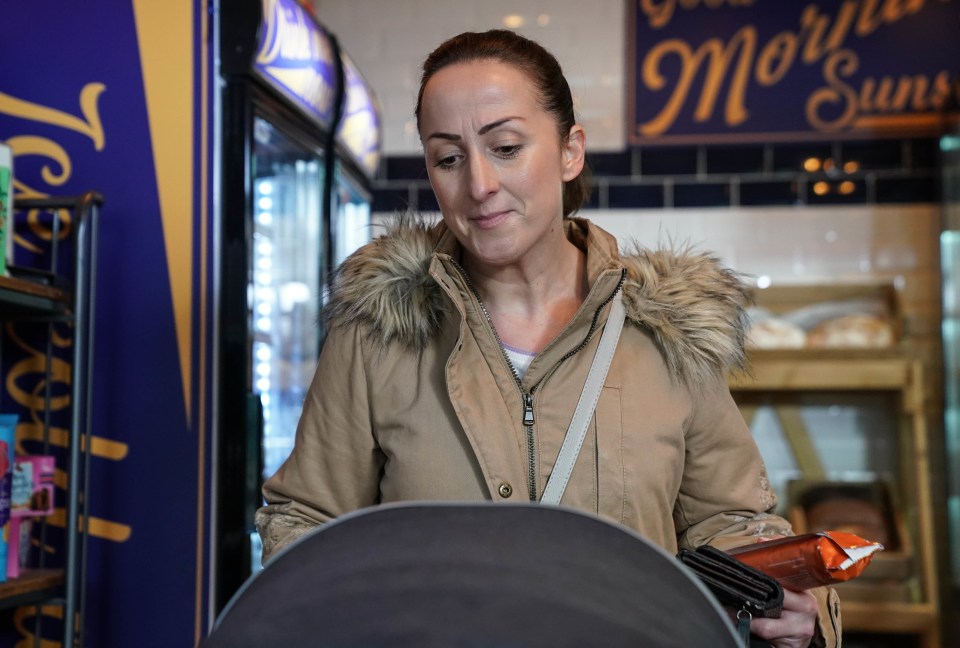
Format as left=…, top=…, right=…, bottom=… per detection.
left=415, top=29, right=591, bottom=217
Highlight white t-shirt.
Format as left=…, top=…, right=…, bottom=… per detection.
left=504, top=344, right=536, bottom=379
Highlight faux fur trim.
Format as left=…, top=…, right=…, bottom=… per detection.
left=619, top=243, right=750, bottom=387
left=325, top=215, right=445, bottom=349
left=325, top=217, right=750, bottom=386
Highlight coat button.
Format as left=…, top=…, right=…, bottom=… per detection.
left=498, top=483, right=513, bottom=498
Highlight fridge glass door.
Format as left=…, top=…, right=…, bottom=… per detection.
left=942, top=127, right=960, bottom=587
left=251, top=116, right=324, bottom=485
left=333, top=161, right=372, bottom=267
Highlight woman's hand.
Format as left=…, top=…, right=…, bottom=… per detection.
left=748, top=588, right=818, bottom=648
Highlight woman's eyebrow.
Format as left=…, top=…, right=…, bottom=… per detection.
left=478, top=117, right=517, bottom=135
left=426, top=117, right=520, bottom=142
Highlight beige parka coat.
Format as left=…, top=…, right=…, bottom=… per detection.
left=256, top=217, right=840, bottom=646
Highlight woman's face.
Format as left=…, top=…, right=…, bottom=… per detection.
left=418, top=59, right=584, bottom=270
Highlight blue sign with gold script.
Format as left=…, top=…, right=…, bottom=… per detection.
left=336, top=52, right=382, bottom=178
left=1, top=0, right=214, bottom=646
left=628, top=0, right=960, bottom=144
left=254, top=0, right=338, bottom=129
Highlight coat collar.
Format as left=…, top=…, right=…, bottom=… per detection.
left=325, top=215, right=749, bottom=387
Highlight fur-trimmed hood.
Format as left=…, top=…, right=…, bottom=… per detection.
left=326, top=217, right=750, bottom=387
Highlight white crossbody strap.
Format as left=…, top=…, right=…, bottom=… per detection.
left=540, top=293, right=626, bottom=506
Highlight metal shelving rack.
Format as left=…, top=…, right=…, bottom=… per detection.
left=0, top=192, right=101, bottom=647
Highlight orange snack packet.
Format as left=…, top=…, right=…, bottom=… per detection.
left=726, top=531, right=884, bottom=590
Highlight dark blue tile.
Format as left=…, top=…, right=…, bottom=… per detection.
left=841, top=140, right=901, bottom=171
left=640, top=147, right=698, bottom=176
left=584, top=184, right=602, bottom=210
left=674, top=182, right=730, bottom=207
left=740, top=181, right=798, bottom=206
left=416, top=187, right=440, bottom=212
left=588, top=151, right=633, bottom=177
left=607, top=183, right=664, bottom=209
left=385, top=156, right=428, bottom=180
left=706, top=146, right=764, bottom=174
left=875, top=176, right=940, bottom=203
left=371, top=187, right=410, bottom=213
left=906, top=138, right=940, bottom=170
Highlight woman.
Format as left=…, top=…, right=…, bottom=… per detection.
left=256, top=29, right=839, bottom=647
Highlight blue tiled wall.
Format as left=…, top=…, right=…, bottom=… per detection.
left=372, top=138, right=942, bottom=212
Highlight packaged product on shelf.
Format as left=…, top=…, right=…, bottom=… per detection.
left=11, top=455, right=55, bottom=517
left=0, top=142, right=12, bottom=275
left=0, top=414, right=17, bottom=582
left=6, top=518, right=32, bottom=580
left=6, top=456, right=55, bottom=579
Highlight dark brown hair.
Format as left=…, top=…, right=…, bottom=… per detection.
left=415, top=29, right=592, bottom=217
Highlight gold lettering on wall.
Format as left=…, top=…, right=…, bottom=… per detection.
left=639, top=0, right=757, bottom=30
left=640, top=28, right=754, bottom=135
left=14, top=603, right=63, bottom=647
left=635, top=0, right=957, bottom=138
left=4, top=136, right=72, bottom=188
left=4, top=324, right=132, bottom=546
left=754, top=31, right=796, bottom=86
left=0, top=84, right=106, bottom=151
left=807, top=49, right=861, bottom=131
left=1, top=84, right=106, bottom=246
left=1, top=82, right=132, bottom=552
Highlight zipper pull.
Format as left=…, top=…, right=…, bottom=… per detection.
left=522, top=393, right=535, bottom=426
left=736, top=608, right=752, bottom=647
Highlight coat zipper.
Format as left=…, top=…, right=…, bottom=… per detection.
left=452, top=260, right=626, bottom=502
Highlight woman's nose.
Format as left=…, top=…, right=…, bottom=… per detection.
left=468, top=155, right=499, bottom=202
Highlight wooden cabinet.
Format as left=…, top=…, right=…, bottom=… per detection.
left=0, top=193, right=101, bottom=646
left=730, top=349, right=940, bottom=647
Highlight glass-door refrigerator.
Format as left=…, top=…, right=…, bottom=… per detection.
left=330, top=51, right=381, bottom=268
left=216, top=0, right=379, bottom=614
left=942, top=125, right=960, bottom=590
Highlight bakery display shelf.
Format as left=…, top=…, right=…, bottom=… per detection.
left=730, top=352, right=940, bottom=648
left=0, top=569, right=65, bottom=611
left=0, top=275, right=70, bottom=319
left=730, top=350, right=914, bottom=392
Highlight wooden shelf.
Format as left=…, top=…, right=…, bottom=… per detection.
left=842, top=601, right=938, bottom=634
left=728, top=350, right=940, bottom=647
left=0, top=569, right=65, bottom=610
left=0, top=275, right=70, bottom=319
left=729, top=349, right=913, bottom=391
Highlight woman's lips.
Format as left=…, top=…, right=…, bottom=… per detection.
left=471, top=211, right=510, bottom=229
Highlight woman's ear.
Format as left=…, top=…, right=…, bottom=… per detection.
left=561, top=125, right=586, bottom=182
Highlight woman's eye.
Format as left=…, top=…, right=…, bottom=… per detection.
left=494, top=144, right=522, bottom=158
left=433, top=155, right=460, bottom=170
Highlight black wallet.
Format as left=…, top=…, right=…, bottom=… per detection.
left=677, top=544, right=784, bottom=618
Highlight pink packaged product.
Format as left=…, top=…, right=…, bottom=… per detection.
left=11, top=455, right=55, bottom=518
left=7, top=456, right=55, bottom=579
left=6, top=518, right=32, bottom=579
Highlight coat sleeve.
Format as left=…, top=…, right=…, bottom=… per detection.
left=255, top=323, right=383, bottom=564
left=673, top=377, right=841, bottom=647
left=673, top=377, right=786, bottom=548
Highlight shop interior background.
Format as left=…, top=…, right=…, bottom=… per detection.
left=315, top=1, right=959, bottom=647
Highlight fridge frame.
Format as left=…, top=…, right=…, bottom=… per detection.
left=215, top=0, right=348, bottom=614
